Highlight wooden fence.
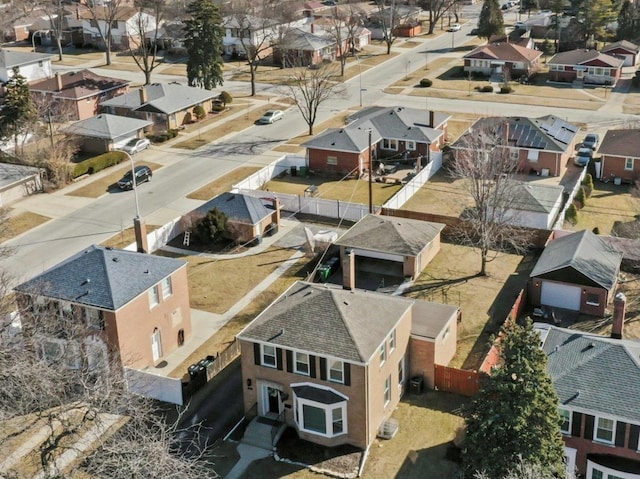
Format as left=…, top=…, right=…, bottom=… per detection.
left=434, top=365, right=486, bottom=397
left=205, top=339, right=240, bottom=382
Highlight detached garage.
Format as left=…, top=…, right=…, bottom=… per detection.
left=601, top=40, right=640, bottom=67
left=528, top=230, right=623, bottom=316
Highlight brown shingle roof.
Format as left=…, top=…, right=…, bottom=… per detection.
left=602, top=40, right=640, bottom=54
left=29, top=69, right=129, bottom=100
left=464, top=42, right=541, bottom=63
left=547, top=49, right=624, bottom=68
left=598, top=129, right=640, bottom=158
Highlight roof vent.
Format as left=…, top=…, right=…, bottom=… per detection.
left=112, top=257, right=119, bottom=262
left=82, top=278, right=91, bottom=285
left=588, top=342, right=596, bottom=349
left=144, top=269, right=150, bottom=274
left=343, top=300, right=349, bottom=305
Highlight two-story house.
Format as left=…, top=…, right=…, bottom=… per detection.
left=14, top=245, right=192, bottom=372
left=237, top=281, right=459, bottom=449
left=303, top=106, right=449, bottom=176
left=77, top=6, right=156, bottom=50
left=537, top=314, right=640, bottom=479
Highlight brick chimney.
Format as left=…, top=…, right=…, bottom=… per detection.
left=271, top=197, right=281, bottom=227
left=134, top=217, right=148, bottom=253
left=55, top=72, right=63, bottom=92
left=612, top=292, right=626, bottom=339
left=342, top=249, right=356, bottom=290
left=139, top=86, right=148, bottom=104
left=311, top=22, right=315, bottom=34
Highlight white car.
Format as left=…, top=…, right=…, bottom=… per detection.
left=258, top=110, right=284, bottom=124
left=122, top=138, right=151, bottom=155
left=448, top=23, right=462, bottom=32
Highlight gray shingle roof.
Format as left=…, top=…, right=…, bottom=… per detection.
left=335, top=214, right=445, bottom=257
left=530, top=230, right=623, bottom=289
left=101, top=83, right=217, bottom=115
left=411, top=301, right=459, bottom=339
left=237, top=281, right=414, bottom=363
left=541, top=325, right=640, bottom=423
left=280, top=28, right=335, bottom=51
left=510, top=182, right=564, bottom=213
left=196, top=192, right=272, bottom=225
left=0, top=49, right=53, bottom=69
left=14, top=245, right=186, bottom=311
left=303, top=106, right=449, bottom=153
left=0, top=163, right=40, bottom=189
left=64, top=114, right=152, bottom=139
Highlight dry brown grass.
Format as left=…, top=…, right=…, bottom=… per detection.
left=402, top=169, right=473, bottom=217
left=65, top=161, right=163, bottom=198
left=100, top=224, right=160, bottom=249
left=0, top=212, right=51, bottom=243
left=272, top=144, right=306, bottom=153
left=186, top=166, right=261, bottom=201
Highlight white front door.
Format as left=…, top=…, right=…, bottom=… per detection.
left=151, top=328, right=162, bottom=362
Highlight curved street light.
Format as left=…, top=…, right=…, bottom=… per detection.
left=31, top=30, right=49, bottom=52
left=116, top=149, right=141, bottom=219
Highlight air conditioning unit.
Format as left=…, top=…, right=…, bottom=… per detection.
left=377, top=418, right=399, bottom=440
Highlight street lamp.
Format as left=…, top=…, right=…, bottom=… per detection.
left=405, top=59, right=411, bottom=80
left=31, top=30, right=48, bottom=52
left=366, top=128, right=373, bottom=214
left=117, top=150, right=141, bottom=219
left=355, top=53, right=363, bottom=107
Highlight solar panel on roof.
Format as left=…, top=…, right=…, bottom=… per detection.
left=547, top=122, right=561, bottom=137
left=555, top=130, right=573, bottom=144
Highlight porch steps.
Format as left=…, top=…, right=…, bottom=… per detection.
left=241, top=417, right=286, bottom=451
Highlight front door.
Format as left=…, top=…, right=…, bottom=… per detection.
left=576, top=69, right=584, bottom=80
left=260, top=384, right=283, bottom=416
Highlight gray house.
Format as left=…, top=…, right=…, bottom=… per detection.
left=65, top=114, right=152, bottom=154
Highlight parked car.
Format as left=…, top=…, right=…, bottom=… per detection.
left=117, top=165, right=152, bottom=190
left=448, top=23, right=462, bottom=32
left=514, top=21, right=527, bottom=29
left=258, top=110, right=284, bottom=124
left=574, top=147, right=593, bottom=167
left=121, top=138, right=151, bottom=155
left=582, top=133, right=600, bottom=150
left=322, top=0, right=336, bottom=5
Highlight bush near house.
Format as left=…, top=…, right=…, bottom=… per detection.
left=500, top=85, right=513, bottom=94
left=73, top=151, right=127, bottom=178
left=147, top=129, right=179, bottom=143
left=582, top=173, right=594, bottom=198
left=565, top=203, right=578, bottom=224
left=478, top=85, right=494, bottom=92
left=420, top=78, right=433, bottom=87
left=193, top=105, right=206, bottom=120
left=574, top=187, right=586, bottom=209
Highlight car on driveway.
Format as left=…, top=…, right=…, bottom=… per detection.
left=121, top=138, right=151, bottom=155
left=582, top=133, right=600, bottom=150
left=117, top=165, right=152, bottom=190
left=258, top=110, right=284, bottom=124
left=514, top=21, right=527, bottom=29
left=574, top=147, right=593, bottom=167
left=448, top=23, right=462, bottom=32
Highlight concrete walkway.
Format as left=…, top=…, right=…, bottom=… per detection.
left=224, top=443, right=272, bottom=479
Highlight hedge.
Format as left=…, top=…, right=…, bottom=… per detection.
left=73, top=151, right=127, bottom=178
left=419, top=78, right=433, bottom=87
left=500, top=85, right=513, bottom=94
left=481, top=85, right=494, bottom=92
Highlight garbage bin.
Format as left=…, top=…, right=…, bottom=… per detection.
left=290, top=166, right=297, bottom=177
left=410, top=376, right=424, bottom=394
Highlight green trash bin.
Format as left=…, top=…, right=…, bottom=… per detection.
left=299, top=166, right=308, bottom=177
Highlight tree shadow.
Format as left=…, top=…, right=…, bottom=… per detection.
left=394, top=443, right=461, bottom=479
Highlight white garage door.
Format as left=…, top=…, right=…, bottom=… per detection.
left=541, top=282, right=581, bottom=311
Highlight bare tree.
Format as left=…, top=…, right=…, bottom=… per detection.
left=87, top=0, right=127, bottom=66
left=418, top=0, right=457, bottom=34
left=281, top=61, right=345, bottom=135
left=374, top=0, right=401, bottom=54
left=449, top=118, right=532, bottom=276
left=325, top=2, right=365, bottom=77
left=128, top=0, right=166, bottom=85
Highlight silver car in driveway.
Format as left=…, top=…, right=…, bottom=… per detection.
left=122, top=138, right=151, bottom=154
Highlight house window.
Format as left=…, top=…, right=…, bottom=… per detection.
left=303, top=404, right=326, bottom=433
left=295, top=352, right=310, bottom=375
left=510, top=149, right=520, bottom=161
left=261, top=344, right=277, bottom=368
left=327, top=156, right=338, bottom=165
left=558, top=408, right=571, bottom=434
left=591, top=469, right=603, bottom=479
left=586, top=294, right=600, bottom=306
left=527, top=149, right=539, bottom=162
left=379, top=343, right=386, bottom=365
left=382, top=139, right=398, bottom=150
left=148, top=285, right=159, bottom=308
left=332, top=408, right=344, bottom=434
left=328, top=359, right=344, bottom=383
left=161, top=277, right=172, bottom=300
left=398, top=358, right=405, bottom=385
left=85, top=308, right=104, bottom=330
left=151, top=327, right=162, bottom=361
left=294, top=391, right=348, bottom=438
left=384, top=375, right=391, bottom=406
left=405, top=140, right=416, bottom=151
left=389, top=329, right=396, bottom=352
left=625, top=158, right=634, bottom=170
left=595, top=417, right=615, bottom=444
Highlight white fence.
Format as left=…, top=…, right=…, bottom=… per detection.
left=232, top=155, right=306, bottom=192
left=123, top=216, right=185, bottom=254
left=552, top=167, right=588, bottom=230
left=124, top=367, right=184, bottom=405
left=382, top=151, right=442, bottom=210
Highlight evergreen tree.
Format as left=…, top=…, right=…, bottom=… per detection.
left=578, top=0, right=616, bottom=45
left=617, top=0, right=637, bottom=41
left=183, top=0, right=224, bottom=90
left=477, top=0, right=504, bottom=40
left=0, top=68, right=36, bottom=153
left=195, top=207, right=228, bottom=243
left=463, top=320, right=566, bottom=479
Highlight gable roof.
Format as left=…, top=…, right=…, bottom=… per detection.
left=539, top=324, right=640, bottom=423
left=238, top=281, right=415, bottom=362
left=64, top=114, right=152, bottom=140
left=598, top=129, right=640, bottom=158
left=195, top=192, right=272, bottom=226
left=464, top=42, right=542, bottom=63
left=14, top=245, right=186, bottom=311
left=101, top=83, right=217, bottom=115
left=0, top=50, right=53, bottom=70
left=279, top=27, right=335, bottom=51
left=29, top=69, right=129, bottom=100
left=335, top=214, right=444, bottom=257
left=509, top=182, right=564, bottom=213
left=0, top=163, right=41, bottom=189
left=602, top=40, right=640, bottom=54
left=530, top=230, right=623, bottom=289
left=303, top=106, right=449, bottom=153
left=547, top=49, right=625, bottom=68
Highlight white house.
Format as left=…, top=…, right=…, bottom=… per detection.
left=222, top=14, right=307, bottom=58
left=0, top=50, right=53, bottom=83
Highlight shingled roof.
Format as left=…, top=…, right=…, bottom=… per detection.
left=464, top=42, right=542, bottom=63
left=335, top=214, right=444, bottom=257
left=65, top=114, right=152, bottom=140
left=530, top=230, right=622, bottom=290
left=196, top=192, right=272, bottom=226
left=547, top=49, right=625, bottom=68
left=0, top=49, right=53, bottom=69
left=539, top=324, right=640, bottom=423
left=14, top=245, right=186, bottom=311
left=29, top=69, right=128, bottom=100
left=598, top=129, right=640, bottom=159
left=101, top=83, right=217, bottom=115
left=509, top=182, right=564, bottom=213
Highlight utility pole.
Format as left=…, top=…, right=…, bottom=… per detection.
left=48, top=111, right=54, bottom=150
left=368, top=129, right=373, bottom=214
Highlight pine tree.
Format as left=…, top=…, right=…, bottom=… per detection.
left=195, top=207, right=228, bottom=243
left=462, top=320, right=566, bottom=479
left=0, top=68, right=36, bottom=154
left=578, top=0, right=616, bottom=45
left=477, top=0, right=504, bottom=40
left=617, top=0, right=637, bottom=41
left=183, top=0, right=225, bottom=90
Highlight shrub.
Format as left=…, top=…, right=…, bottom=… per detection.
left=212, top=103, right=225, bottom=112
left=481, top=85, right=494, bottom=92
left=419, top=78, right=432, bottom=87
left=72, top=151, right=126, bottom=178
left=193, top=105, right=206, bottom=120
left=565, top=204, right=578, bottom=225
left=195, top=207, right=228, bottom=244
left=500, top=85, right=513, bottom=94
left=574, top=186, right=586, bottom=208
left=582, top=173, right=594, bottom=198
left=592, top=227, right=600, bottom=235
left=219, top=91, right=233, bottom=106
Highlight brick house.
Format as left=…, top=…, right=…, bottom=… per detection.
left=336, top=214, right=445, bottom=289
left=547, top=49, right=624, bottom=85
left=601, top=40, right=640, bottom=66
left=303, top=106, right=449, bottom=176
left=65, top=113, right=152, bottom=154
left=538, top=320, right=640, bottom=479
left=463, top=42, right=542, bottom=79
left=453, top=115, right=580, bottom=177
left=528, top=230, right=623, bottom=316
left=237, top=281, right=459, bottom=449
left=76, top=6, right=156, bottom=51
left=596, top=129, right=640, bottom=183
left=29, top=70, right=129, bottom=121
left=14, top=245, right=192, bottom=371
left=101, top=83, right=217, bottom=132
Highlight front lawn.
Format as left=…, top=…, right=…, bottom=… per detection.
left=0, top=212, right=51, bottom=243
left=65, top=161, right=163, bottom=199
left=401, top=169, right=473, bottom=217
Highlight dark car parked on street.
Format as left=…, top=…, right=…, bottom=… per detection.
left=117, top=165, right=153, bottom=190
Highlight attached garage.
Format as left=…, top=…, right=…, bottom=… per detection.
left=540, top=281, right=581, bottom=311
left=65, top=114, right=152, bottom=154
